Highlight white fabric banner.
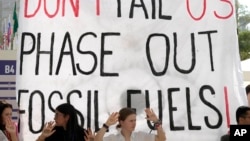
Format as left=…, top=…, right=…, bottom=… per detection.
left=16, top=0, right=247, bottom=140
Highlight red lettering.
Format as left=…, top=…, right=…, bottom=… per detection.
left=186, top=0, right=233, bottom=20
left=186, top=0, right=206, bottom=21
left=44, top=0, right=60, bottom=18
left=214, top=0, right=233, bottom=19
left=24, top=0, right=42, bottom=18
left=24, top=0, right=79, bottom=18
left=63, top=0, right=79, bottom=17
left=96, top=0, right=100, bottom=16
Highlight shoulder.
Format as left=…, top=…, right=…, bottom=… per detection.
left=76, top=126, right=85, bottom=133
left=220, top=134, right=229, bottom=141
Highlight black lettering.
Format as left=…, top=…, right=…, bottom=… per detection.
left=198, top=30, right=217, bottom=71
left=173, top=33, right=196, bottom=74
left=186, top=87, right=201, bottom=130
left=117, top=0, right=121, bottom=17
left=20, top=32, right=36, bottom=75
left=158, top=0, right=172, bottom=20
left=48, top=91, right=63, bottom=112
left=200, top=85, right=222, bottom=129
left=100, top=33, right=120, bottom=77
left=146, top=33, right=170, bottom=76
left=29, top=90, right=45, bottom=133
left=56, top=32, right=76, bottom=75
left=94, top=90, right=100, bottom=132
left=168, top=88, right=184, bottom=130
left=36, top=32, right=54, bottom=75
left=76, top=32, right=98, bottom=75
left=130, top=0, right=148, bottom=19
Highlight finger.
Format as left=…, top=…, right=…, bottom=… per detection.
left=144, top=108, right=150, bottom=114
left=87, top=128, right=93, bottom=136
left=88, top=128, right=92, bottom=132
left=6, top=118, right=12, bottom=125
left=49, top=130, right=56, bottom=136
left=151, top=109, right=155, bottom=114
left=84, top=129, right=89, bottom=135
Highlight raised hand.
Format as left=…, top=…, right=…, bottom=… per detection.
left=84, top=128, right=94, bottom=141
left=145, top=108, right=158, bottom=122
left=5, top=118, right=16, bottom=134
left=105, top=112, right=119, bottom=126
left=41, top=121, right=56, bottom=138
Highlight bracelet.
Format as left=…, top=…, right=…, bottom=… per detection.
left=103, top=123, right=109, bottom=130
left=153, top=120, right=162, bottom=129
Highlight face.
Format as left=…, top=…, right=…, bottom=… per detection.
left=239, top=111, right=250, bottom=125
left=120, top=114, right=136, bottom=132
left=1, top=107, right=12, bottom=125
left=54, top=110, right=69, bottom=128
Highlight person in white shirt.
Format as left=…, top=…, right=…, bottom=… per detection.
left=94, top=107, right=166, bottom=141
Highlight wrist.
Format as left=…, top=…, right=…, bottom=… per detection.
left=37, top=135, right=46, bottom=141
left=103, top=123, right=109, bottom=130
left=153, top=119, right=161, bottom=123
left=153, top=119, right=162, bottom=129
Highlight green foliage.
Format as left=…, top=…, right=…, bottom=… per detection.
left=238, top=31, right=250, bottom=60
left=236, top=0, right=250, bottom=60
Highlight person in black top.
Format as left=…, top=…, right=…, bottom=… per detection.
left=220, top=106, right=250, bottom=141
left=36, top=103, right=93, bottom=141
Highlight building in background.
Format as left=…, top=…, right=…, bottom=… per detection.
left=0, top=0, right=19, bottom=49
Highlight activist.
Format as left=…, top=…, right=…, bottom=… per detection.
left=94, top=107, right=166, bottom=141
left=0, top=100, right=19, bottom=141
left=246, top=84, right=250, bottom=106
left=220, top=106, right=250, bottom=141
left=36, top=103, right=94, bottom=141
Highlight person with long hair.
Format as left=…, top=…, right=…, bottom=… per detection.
left=94, top=107, right=166, bottom=141
left=36, top=103, right=93, bottom=141
left=0, top=100, right=19, bottom=141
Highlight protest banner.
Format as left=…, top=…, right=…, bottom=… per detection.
left=16, top=0, right=246, bottom=140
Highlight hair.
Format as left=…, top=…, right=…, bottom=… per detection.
left=56, top=103, right=85, bottom=141
left=0, top=101, right=13, bottom=130
left=116, top=107, right=136, bottom=128
left=236, top=106, right=250, bottom=124
left=246, top=85, right=250, bottom=95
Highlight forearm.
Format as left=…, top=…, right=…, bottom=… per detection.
left=94, top=124, right=109, bottom=141
left=10, top=133, right=18, bottom=141
left=36, top=135, right=46, bottom=141
left=156, top=126, right=166, bottom=141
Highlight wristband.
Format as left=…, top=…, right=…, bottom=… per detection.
left=103, top=123, right=109, bottom=130
left=153, top=120, right=162, bottom=129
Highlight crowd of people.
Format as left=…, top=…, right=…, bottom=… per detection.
left=1, top=84, right=250, bottom=141
left=0, top=100, right=166, bottom=141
